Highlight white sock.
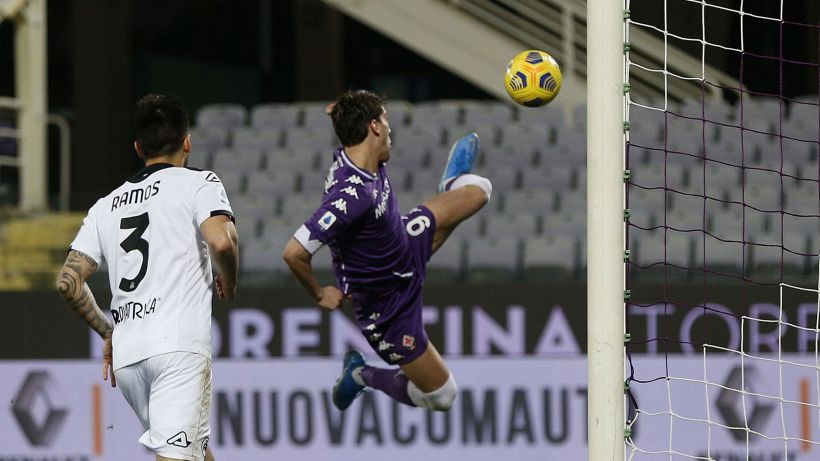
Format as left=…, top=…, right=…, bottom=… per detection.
left=449, top=173, right=492, bottom=200
left=352, top=366, right=365, bottom=386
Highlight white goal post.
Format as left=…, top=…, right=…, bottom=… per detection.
left=586, top=0, right=627, bottom=460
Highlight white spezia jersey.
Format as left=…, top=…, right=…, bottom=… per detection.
left=70, top=163, right=234, bottom=370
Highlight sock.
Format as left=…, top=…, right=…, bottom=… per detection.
left=445, top=173, right=492, bottom=200
left=359, top=365, right=416, bottom=407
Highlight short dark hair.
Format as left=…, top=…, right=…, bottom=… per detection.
left=330, top=90, right=386, bottom=147
left=134, top=93, right=189, bottom=158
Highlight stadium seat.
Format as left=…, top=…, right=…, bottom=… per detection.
left=465, top=237, right=520, bottom=279
left=300, top=101, right=333, bottom=127
left=484, top=212, right=538, bottom=239
left=387, top=145, right=428, bottom=170
left=500, top=122, right=549, bottom=153
left=474, top=166, right=517, bottom=191
left=213, top=170, right=243, bottom=197
left=556, top=189, right=586, bottom=213
left=462, top=101, right=515, bottom=127
left=234, top=215, right=259, bottom=240
left=298, top=169, right=333, bottom=193
left=241, top=237, right=286, bottom=273
left=264, top=148, right=317, bottom=171
left=542, top=211, right=585, bottom=237
left=189, top=127, right=230, bottom=152
left=406, top=170, right=439, bottom=193
left=522, top=235, right=577, bottom=277
left=196, top=103, right=248, bottom=129
left=481, top=144, right=536, bottom=170
left=245, top=170, right=299, bottom=197
left=521, top=165, right=578, bottom=191
left=385, top=100, right=413, bottom=127
left=278, top=194, right=319, bottom=219
left=259, top=216, right=299, bottom=241
left=398, top=124, right=444, bottom=152
left=310, top=246, right=335, bottom=271
left=696, top=234, right=746, bottom=274
left=211, top=147, right=264, bottom=175
left=231, top=127, right=282, bottom=150
left=231, top=194, right=277, bottom=222
left=185, top=150, right=211, bottom=170
left=427, top=237, right=464, bottom=273
left=627, top=163, right=685, bottom=192
left=284, top=127, right=335, bottom=151
left=634, top=231, right=692, bottom=269
left=250, top=103, right=301, bottom=130
left=503, top=189, right=554, bottom=214
left=458, top=124, right=499, bottom=147
left=408, top=101, right=460, bottom=129
left=397, top=191, right=430, bottom=214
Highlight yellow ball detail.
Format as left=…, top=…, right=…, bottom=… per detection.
left=504, top=50, right=563, bottom=108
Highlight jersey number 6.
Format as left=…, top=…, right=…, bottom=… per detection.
left=119, top=212, right=149, bottom=292
left=405, top=215, right=431, bottom=237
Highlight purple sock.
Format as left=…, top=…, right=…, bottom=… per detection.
left=359, top=365, right=416, bottom=407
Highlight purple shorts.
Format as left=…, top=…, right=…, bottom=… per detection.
left=351, top=206, right=435, bottom=365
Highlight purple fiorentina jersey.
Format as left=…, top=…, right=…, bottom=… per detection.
left=299, top=148, right=415, bottom=293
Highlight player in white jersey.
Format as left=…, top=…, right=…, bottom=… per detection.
left=56, top=94, right=238, bottom=461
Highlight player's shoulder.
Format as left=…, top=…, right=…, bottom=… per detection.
left=184, top=167, right=225, bottom=184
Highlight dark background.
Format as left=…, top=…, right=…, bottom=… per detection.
left=1, top=0, right=818, bottom=210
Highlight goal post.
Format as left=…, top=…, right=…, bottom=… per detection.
left=586, top=0, right=627, bottom=460
left=1, top=0, right=48, bottom=212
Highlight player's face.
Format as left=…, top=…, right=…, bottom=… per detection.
left=377, top=108, right=392, bottom=162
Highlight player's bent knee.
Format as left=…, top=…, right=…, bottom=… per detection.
left=450, top=174, right=492, bottom=203
left=408, top=373, right=458, bottom=411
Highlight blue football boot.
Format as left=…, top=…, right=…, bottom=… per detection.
left=438, top=132, right=480, bottom=193
left=332, top=350, right=367, bottom=410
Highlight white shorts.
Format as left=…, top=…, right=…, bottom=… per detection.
left=115, top=351, right=212, bottom=461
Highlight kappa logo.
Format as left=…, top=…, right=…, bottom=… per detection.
left=167, top=431, right=192, bottom=448
left=402, top=335, right=416, bottom=350
left=346, top=175, right=364, bottom=185
left=378, top=340, right=394, bottom=351
left=331, top=198, right=348, bottom=214
left=369, top=332, right=382, bottom=342
left=388, top=353, right=404, bottom=363
left=318, top=211, right=337, bottom=230
left=341, top=186, right=359, bottom=199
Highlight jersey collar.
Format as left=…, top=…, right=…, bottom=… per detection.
left=339, top=148, right=377, bottom=181
left=128, top=163, right=174, bottom=183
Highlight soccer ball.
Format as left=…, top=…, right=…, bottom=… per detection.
left=504, top=50, right=562, bottom=107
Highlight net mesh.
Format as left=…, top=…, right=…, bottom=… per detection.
left=624, top=0, right=820, bottom=458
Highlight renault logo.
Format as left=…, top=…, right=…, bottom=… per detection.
left=716, top=366, right=774, bottom=442
left=11, top=371, right=69, bottom=446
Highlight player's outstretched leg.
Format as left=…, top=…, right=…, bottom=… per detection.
left=438, top=132, right=480, bottom=193
left=332, top=350, right=367, bottom=410
left=333, top=348, right=457, bottom=412
left=426, top=132, right=492, bottom=253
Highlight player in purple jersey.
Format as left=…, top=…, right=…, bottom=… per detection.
left=283, top=90, right=492, bottom=412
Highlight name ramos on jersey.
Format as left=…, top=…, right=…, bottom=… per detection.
left=111, top=180, right=161, bottom=211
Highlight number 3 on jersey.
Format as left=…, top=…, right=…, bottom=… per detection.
left=119, top=212, right=149, bottom=292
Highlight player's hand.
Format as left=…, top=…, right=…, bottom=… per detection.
left=215, top=274, right=236, bottom=300
left=316, top=285, right=345, bottom=311
left=102, top=333, right=116, bottom=388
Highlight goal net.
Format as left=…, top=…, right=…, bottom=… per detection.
left=623, top=1, right=820, bottom=459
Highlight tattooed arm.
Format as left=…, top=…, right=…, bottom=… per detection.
left=55, top=250, right=112, bottom=338
left=56, top=250, right=116, bottom=386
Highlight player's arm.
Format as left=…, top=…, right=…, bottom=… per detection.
left=282, top=237, right=345, bottom=310
left=55, top=250, right=112, bottom=339
left=201, top=214, right=239, bottom=300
